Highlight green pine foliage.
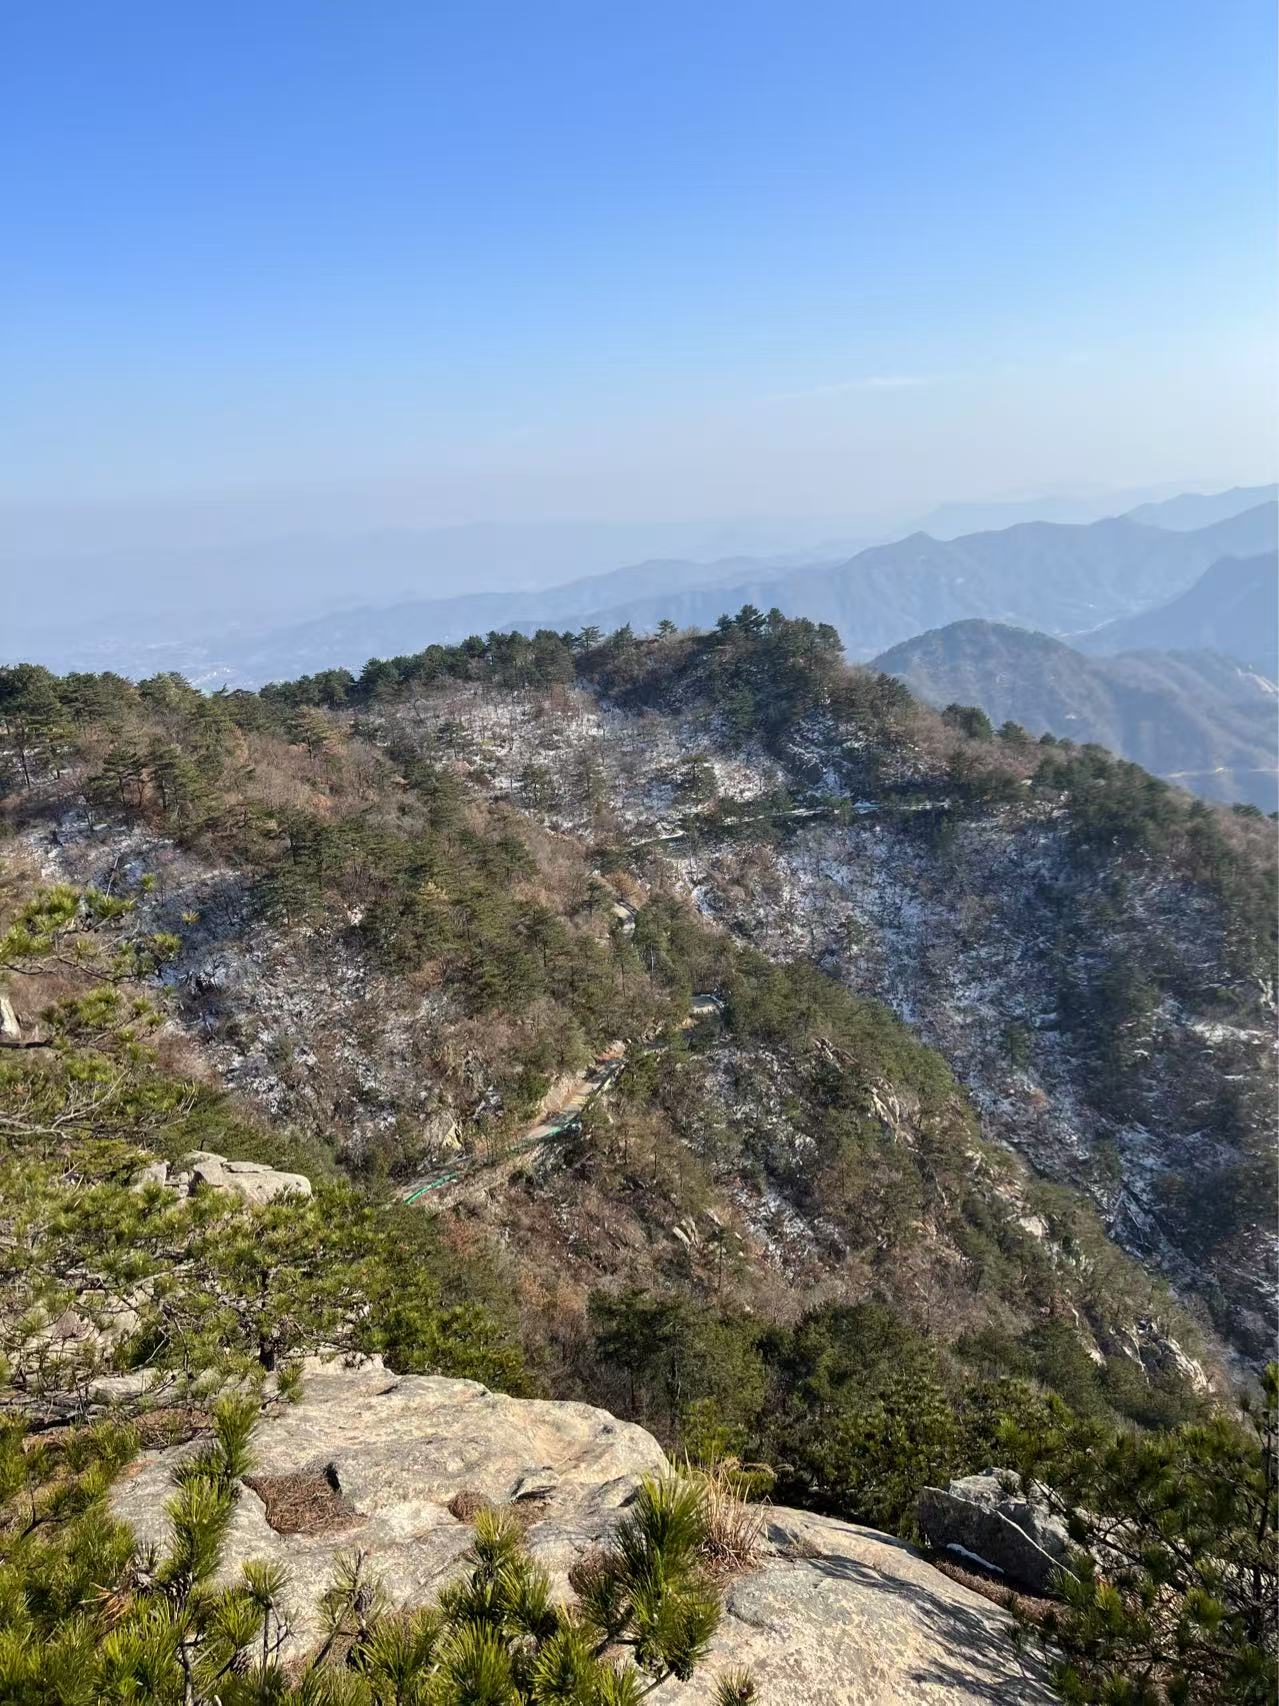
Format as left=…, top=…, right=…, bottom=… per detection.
left=0, top=883, right=178, bottom=984
left=579, top=1294, right=1211, bottom=1542
left=0, top=975, right=527, bottom=1415
left=1004, top=1365, right=1278, bottom=1705
left=2, top=618, right=1276, bottom=1704
left=1, top=1130, right=527, bottom=1415
left=0, top=1407, right=736, bottom=1704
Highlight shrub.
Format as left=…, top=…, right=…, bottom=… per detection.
left=1006, top=1365, right=1278, bottom=1705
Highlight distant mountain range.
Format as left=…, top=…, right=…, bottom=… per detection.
left=1120, top=484, right=1278, bottom=533
left=915, top=481, right=1277, bottom=539
left=7, top=485, right=1276, bottom=698
left=1076, top=552, right=1278, bottom=678
left=148, top=494, right=1275, bottom=687
left=874, top=611, right=1278, bottom=811
left=2, top=515, right=877, bottom=663
left=522, top=502, right=1278, bottom=660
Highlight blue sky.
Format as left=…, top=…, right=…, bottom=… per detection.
left=3, top=0, right=1275, bottom=524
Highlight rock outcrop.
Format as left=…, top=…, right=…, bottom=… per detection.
left=111, top=1360, right=1052, bottom=1704
left=131, top=1150, right=313, bottom=1204
left=112, top=1358, right=665, bottom=1647
left=652, top=1503, right=1053, bottom=1705
left=0, top=991, right=48, bottom=1049
left=917, top=1470, right=1074, bottom=1596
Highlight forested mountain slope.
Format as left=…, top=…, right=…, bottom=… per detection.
left=2, top=613, right=1277, bottom=1699
left=0, top=672, right=1204, bottom=1404
left=562, top=615, right=1275, bottom=1352
left=0, top=618, right=1274, bottom=1532
left=3, top=614, right=1273, bottom=1378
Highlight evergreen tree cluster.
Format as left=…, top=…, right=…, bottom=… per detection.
left=580, top=1295, right=1207, bottom=1535
left=1006, top=1366, right=1278, bottom=1705
left=0, top=966, right=527, bottom=1418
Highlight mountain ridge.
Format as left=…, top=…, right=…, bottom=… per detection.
left=3, top=604, right=1274, bottom=1705
left=268, top=498, right=1279, bottom=672
left=549, top=503, right=1278, bottom=660
left=9, top=490, right=1276, bottom=689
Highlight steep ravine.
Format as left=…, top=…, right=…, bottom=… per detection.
left=663, top=812, right=1275, bottom=1357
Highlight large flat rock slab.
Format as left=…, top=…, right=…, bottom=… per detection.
left=111, top=1358, right=666, bottom=1647
left=657, top=1506, right=1053, bottom=1703
left=111, top=1360, right=1051, bottom=1702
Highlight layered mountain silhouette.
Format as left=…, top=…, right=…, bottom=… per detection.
left=202, top=497, right=1275, bottom=681
left=538, top=502, right=1278, bottom=658
left=1120, top=483, right=1278, bottom=533
left=912, top=481, right=1276, bottom=538
left=11, top=489, right=1277, bottom=695
left=875, top=618, right=1278, bottom=810
left=1077, top=552, right=1278, bottom=678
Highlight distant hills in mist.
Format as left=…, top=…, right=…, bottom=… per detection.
left=5, top=481, right=1276, bottom=810
left=7, top=481, right=1273, bottom=677
left=874, top=592, right=1278, bottom=813
left=1076, top=551, right=1278, bottom=678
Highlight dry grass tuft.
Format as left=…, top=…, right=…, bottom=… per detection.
left=245, top=1464, right=362, bottom=1536
left=446, top=1487, right=544, bottom=1531
left=774, top=1535, right=822, bottom=1561
left=687, top=1460, right=767, bottom=1581
left=135, top=1407, right=211, bottom=1451
left=447, top=1488, right=496, bottom=1523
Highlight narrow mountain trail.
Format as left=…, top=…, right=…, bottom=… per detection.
left=626, top=802, right=836, bottom=850
left=401, top=995, right=723, bottom=1208
left=401, top=1043, right=626, bottom=1207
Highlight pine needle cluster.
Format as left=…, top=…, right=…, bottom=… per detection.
left=0, top=1403, right=746, bottom=1706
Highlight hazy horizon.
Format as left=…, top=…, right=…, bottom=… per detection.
left=4, top=1, right=1276, bottom=684
left=1, top=472, right=1247, bottom=563
left=6, top=1, right=1276, bottom=572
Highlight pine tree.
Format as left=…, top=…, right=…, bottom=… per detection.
left=1005, top=1365, right=1278, bottom=1705
left=521, top=760, right=558, bottom=812
left=0, top=668, right=69, bottom=787
left=287, top=705, right=333, bottom=760
left=147, top=738, right=208, bottom=824
left=95, top=741, right=147, bottom=813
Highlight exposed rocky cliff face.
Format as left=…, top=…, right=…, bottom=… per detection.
left=111, top=1359, right=1052, bottom=1705
left=373, top=674, right=1274, bottom=1360
left=671, top=811, right=1273, bottom=1355
left=16, top=664, right=1263, bottom=1377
